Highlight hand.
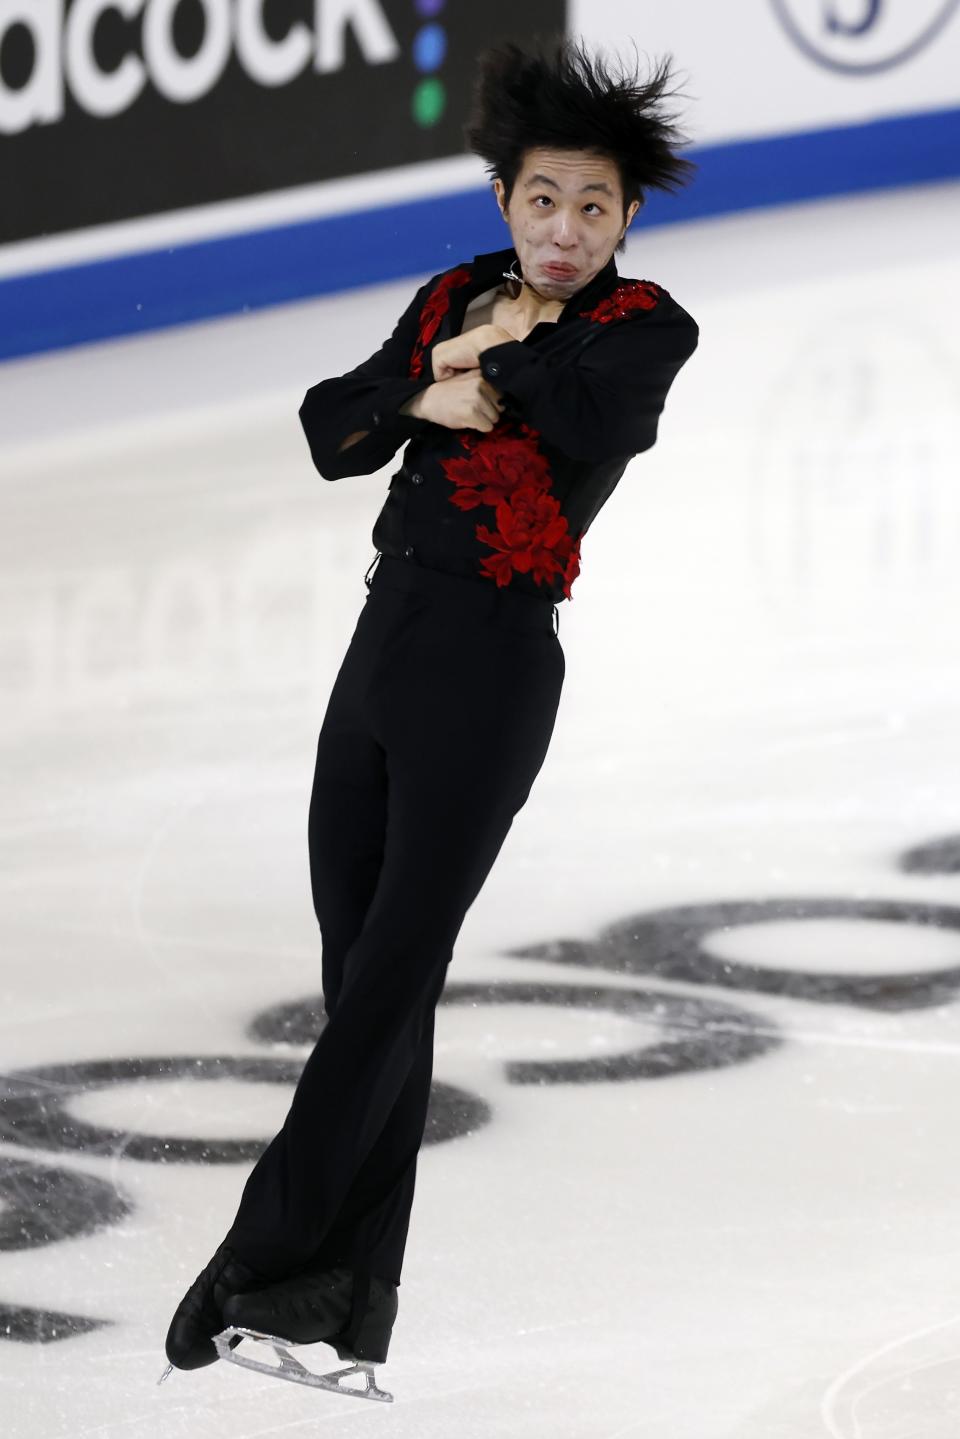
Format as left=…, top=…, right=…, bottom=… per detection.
left=408, top=368, right=506, bottom=432
left=430, top=324, right=516, bottom=382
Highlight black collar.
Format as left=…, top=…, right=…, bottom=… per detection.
left=463, top=245, right=620, bottom=325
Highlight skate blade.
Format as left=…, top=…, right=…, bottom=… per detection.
left=213, top=1326, right=393, bottom=1403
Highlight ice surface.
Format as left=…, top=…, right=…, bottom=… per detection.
left=2, top=179, right=960, bottom=1438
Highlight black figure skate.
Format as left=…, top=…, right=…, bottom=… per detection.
left=214, top=1262, right=399, bottom=1403
left=157, top=1240, right=272, bottom=1383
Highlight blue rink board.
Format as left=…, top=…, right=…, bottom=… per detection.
left=1, top=104, right=958, bottom=363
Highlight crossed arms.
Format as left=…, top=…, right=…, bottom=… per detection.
left=299, top=272, right=699, bottom=480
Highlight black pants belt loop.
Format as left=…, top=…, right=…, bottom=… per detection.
left=364, top=551, right=382, bottom=590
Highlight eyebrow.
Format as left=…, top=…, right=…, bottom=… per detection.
left=523, top=173, right=615, bottom=197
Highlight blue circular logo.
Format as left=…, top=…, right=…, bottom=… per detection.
left=770, top=0, right=960, bottom=73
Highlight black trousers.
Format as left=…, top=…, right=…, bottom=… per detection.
left=224, top=554, right=565, bottom=1286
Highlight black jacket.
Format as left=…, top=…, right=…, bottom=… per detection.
left=298, top=244, right=699, bottom=603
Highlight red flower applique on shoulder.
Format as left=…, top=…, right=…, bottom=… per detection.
left=579, top=279, right=663, bottom=324
left=408, top=266, right=473, bottom=378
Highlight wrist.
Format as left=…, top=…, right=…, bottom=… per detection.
left=399, top=388, right=426, bottom=417
left=399, top=384, right=435, bottom=419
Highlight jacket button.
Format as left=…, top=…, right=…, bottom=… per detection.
left=411, top=472, right=424, bottom=485
left=403, top=545, right=414, bottom=558
left=486, top=362, right=501, bottom=377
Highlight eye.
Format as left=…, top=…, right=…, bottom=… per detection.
left=533, top=196, right=604, bottom=215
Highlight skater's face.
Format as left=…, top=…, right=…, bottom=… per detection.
left=493, top=147, right=640, bottom=302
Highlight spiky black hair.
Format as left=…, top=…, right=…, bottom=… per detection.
left=463, top=33, right=697, bottom=252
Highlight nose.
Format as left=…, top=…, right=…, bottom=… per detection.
left=550, top=210, right=580, bottom=247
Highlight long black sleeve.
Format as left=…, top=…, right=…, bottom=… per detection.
left=299, top=274, right=442, bottom=481
left=477, top=303, right=699, bottom=464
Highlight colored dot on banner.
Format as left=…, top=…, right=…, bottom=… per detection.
left=412, top=23, right=446, bottom=72
left=412, top=77, right=445, bottom=127
left=415, top=0, right=446, bottom=15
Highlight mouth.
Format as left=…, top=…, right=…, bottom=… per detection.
left=541, top=262, right=578, bottom=278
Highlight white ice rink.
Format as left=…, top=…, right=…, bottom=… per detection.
left=2, top=180, right=960, bottom=1438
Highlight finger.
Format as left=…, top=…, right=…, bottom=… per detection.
left=476, top=381, right=502, bottom=411
left=481, top=386, right=506, bottom=413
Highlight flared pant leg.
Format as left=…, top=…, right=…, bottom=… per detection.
left=224, top=563, right=564, bottom=1284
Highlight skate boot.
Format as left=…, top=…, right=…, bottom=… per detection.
left=159, top=1240, right=272, bottom=1380
left=222, top=1262, right=398, bottom=1363
left=215, top=1263, right=399, bottom=1402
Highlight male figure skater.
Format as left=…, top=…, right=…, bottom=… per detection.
left=163, top=33, right=700, bottom=1392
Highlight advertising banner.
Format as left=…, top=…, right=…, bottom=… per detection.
left=1, top=0, right=565, bottom=245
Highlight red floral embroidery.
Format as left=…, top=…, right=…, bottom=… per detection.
left=443, top=420, right=552, bottom=512
left=438, top=418, right=584, bottom=600
left=409, top=266, right=473, bottom=378
left=475, top=487, right=581, bottom=594
left=562, top=533, right=582, bottom=595
left=578, top=279, right=662, bottom=324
